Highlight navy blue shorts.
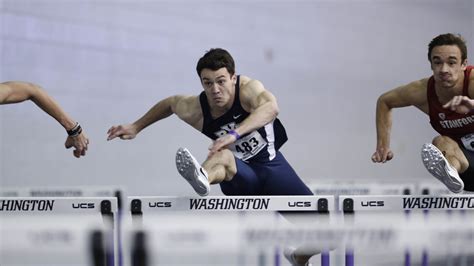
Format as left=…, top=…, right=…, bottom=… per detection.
left=219, top=151, right=313, bottom=196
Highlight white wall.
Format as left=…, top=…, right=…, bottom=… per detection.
left=0, top=0, right=473, bottom=196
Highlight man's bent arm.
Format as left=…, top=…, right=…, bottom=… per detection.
left=373, top=79, right=428, bottom=162
left=235, top=79, right=279, bottom=137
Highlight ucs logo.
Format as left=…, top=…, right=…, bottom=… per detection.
left=361, top=201, right=384, bottom=207
left=72, top=203, right=95, bottom=209
left=288, top=201, right=311, bottom=208
left=149, top=202, right=172, bottom=208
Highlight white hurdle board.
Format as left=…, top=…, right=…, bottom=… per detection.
left=310, top=182, right=416, bottom=196
left=0, top=186, right=125, bottom=211
left=339, top=195, right=474, bottom=211
left=0, top=197, right=117, bottom=214
left=128, top=196, right=334, bottom=214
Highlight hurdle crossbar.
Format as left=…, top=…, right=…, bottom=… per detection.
left=339, top=195, right=474, bottom=212
left=129, top=196, right=334, bottom=214
left=0, top=197, right=117, bottom=215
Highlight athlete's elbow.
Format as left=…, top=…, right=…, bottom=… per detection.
left=22, top=82, right=42, bottom=101
left=376, top=94, right=392, bottom=110
left=270, top=102, right=279, bottom=118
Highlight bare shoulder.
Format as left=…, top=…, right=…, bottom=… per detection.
left=172, top=94, right=203, bottom=128
left=239, top=75, right=266, bottom=96
left=381, top=78, right=429, bottom=109
left=173, top=95, right=200, bottom=114
left=238, top=75, right=277, bottom=112
left=469, top=67, right=474, bottom=96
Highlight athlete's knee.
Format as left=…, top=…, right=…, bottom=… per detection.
left=433, top=135, right=469, bottom=171
left=218, top=149, right=237, bottom=180
left=207, top=149, right=237, bottom=180
left=432, top=135, right=456, bottom=148
left=209, top=149, right=233, bottom=165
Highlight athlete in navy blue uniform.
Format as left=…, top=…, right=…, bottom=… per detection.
left=107, top=48, right=312, bottom=198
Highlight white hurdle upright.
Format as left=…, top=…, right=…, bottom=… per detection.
left=339, top=194, right=474, bottom=266
left=125, top=195, right=334, bottom=266
left=0, top=196, right=118, bottom=266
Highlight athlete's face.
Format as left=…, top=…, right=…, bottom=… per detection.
left=430, top=45, right=467, bottom=89
left=200, top=67, right=237, bottom=109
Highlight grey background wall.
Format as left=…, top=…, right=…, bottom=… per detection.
left=0, top=0, right=473, bottom=196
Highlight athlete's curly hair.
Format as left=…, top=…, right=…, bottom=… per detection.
left=196, top=48, right=235, bottom=77
left=428, top=33, right=467, bottom=63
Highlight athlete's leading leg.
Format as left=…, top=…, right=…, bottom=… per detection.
left=175, top=147, right=237, bottom=196
left=202, top=149, right=237, bottom=184
left=421, top=135, right=468, bottom=193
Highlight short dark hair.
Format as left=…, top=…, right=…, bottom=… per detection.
left=196, top=48, right=235, bottom=77
left=428, top=33, right=467, bottom=62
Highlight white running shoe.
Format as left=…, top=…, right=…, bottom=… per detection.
left=283, top=247, right=312, bottom=266
left=421, top=143, right=464, bottom=193
left=176, top=147, right=210, bottom=196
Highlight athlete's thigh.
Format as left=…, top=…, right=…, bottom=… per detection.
left=261, top=152, right=313, bottom=196
left=219, top=158, right=263, bottom=195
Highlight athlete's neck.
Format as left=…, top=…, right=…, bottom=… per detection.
left=435, top=75, right=465, bottom=104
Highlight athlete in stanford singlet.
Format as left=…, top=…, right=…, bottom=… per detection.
left=372, top=33, right=474, bottom=192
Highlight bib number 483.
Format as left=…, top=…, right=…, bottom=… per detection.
left=235, top=137, right=259, bottom=153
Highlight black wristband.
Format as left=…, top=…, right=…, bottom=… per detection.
left=67, top=122, right=82, bottom=137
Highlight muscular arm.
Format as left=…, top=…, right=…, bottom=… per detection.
left=373, top=79, right=428, bottom=163
left=444, top=69, right=474, bottom=113
left=235, top=78, right=279, bottom=136
left=0, top=81, right=89, bottom=158
left=107, top=95, right=202, bottom=140
left=208, top=76, right=279, bottom=155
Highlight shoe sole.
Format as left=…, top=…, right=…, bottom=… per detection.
left=176, top=148, right=210, bottom=196
left=421, top=143, right=464, bottom=193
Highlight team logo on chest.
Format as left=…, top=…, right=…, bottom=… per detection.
left=214, top=122, right=237, bottom=138
left=438, top=113, right=446, bottom=120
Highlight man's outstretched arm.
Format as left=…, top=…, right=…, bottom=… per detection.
left=0, top=81, right=89, bottom=158
left=107, top=95, right=201, bottom=141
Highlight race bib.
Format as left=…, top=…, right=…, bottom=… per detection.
left=230, top=131, right=267, bottom=161
left=460, top=133, right=474, bottom=152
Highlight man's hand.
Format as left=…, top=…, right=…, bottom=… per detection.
left=107, top=124, right=139, bottom=141
left=371, top=146, right=394, bottom=163
left=65, top=133, right=89, bottom=158
left=208, top=134, right=237, bottom=158
left=443, top=95, right=474, bottom=114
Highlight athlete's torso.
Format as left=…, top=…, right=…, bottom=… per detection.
left=199, top=75, right=288, bottom=162
left=428, top=66, right=474, bottom=150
